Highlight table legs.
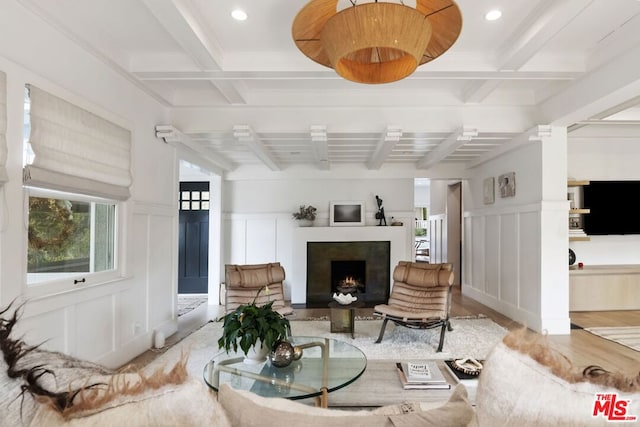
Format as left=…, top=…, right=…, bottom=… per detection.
left=330, top=306, right=356, bottom=338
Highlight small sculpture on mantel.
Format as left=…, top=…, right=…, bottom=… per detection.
left=375, top=195, right=387, bottom=226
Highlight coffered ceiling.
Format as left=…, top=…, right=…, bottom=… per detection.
left=19, top=0, right=640, bottom=173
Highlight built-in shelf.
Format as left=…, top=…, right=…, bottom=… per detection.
left=568, top=180, right=590, bottom=242
left=568, top=180, right=590, bottom=187
left=570, top=264, right=640, bottom=310
left=569, top=208, right=590, bottom=214
left=569, top=236, right=590, bottom=242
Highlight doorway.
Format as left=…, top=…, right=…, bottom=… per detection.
left=446, top=182, right=462, bottom=286
left=178, top=181, right=210, bottom=294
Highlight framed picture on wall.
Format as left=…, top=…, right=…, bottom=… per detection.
left=499, top=172, right=516, bottom=198
left=483, top=177, right=495, bottom=204
left=329, top=201, right=365, bottom=226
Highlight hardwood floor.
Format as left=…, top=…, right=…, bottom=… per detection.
left=129, top=286, right=640, bottom=375
left=448, top=286, right=640, bottom=373
left=548, top=311, right=640, bottom=373
left=293, top=285, right=640, bottom=374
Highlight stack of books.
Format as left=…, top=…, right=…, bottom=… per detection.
left=569, top=214, right=587, bottom=237
left=569, top=228, right=587, bottom=238
left=395, top=361, right=450, bottom=390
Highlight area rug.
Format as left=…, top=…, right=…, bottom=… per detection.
left=584, top=326, right=640, bottom=352
left=177, top=295, right=208, bottom=317
left=144, top=318, right=508, bottom=379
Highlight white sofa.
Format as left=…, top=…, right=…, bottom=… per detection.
left=2, top=305, right=639, bottom=426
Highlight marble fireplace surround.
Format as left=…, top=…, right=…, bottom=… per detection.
left=290, top=226, right=410, bottom=305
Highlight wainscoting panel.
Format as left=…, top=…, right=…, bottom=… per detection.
left=463, top=204, right=542, bottom=329
left=485, top=214, right=501, bottom=298
left=500, top=213, right=519, bottom=306
left=518, top=211, right=541, bottom=314
left=226, top=218, right=247, bottom=265
left=75, top=294, right=114, bottom=360
left=428, top=215, right=445, bottom=264
left=147, top=214, right=176, bottom=327
left=16, top=307, right=68, bottom=354
left=468, top=215, right=484, bottom=293
left=224, top=214, right=290, bottom=267
left=245, top=218, right=277, bottom=264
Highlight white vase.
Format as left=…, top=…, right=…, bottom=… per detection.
left=244, top=340, right=269, bottom=364
left=297, top=219, right=313, bottom=227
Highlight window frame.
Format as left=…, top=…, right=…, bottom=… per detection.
left=23, top=186, right=127, bottom=298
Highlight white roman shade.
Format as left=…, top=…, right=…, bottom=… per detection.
left=23, top=85, right=131, bottom=200
left=0, top=71, right=7, bottom=184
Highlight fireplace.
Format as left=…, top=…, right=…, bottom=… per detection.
left=290, top=225, right=408, bottom=305
left=306, top=241, right=390, bottom=307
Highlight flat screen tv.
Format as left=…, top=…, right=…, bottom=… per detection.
left=583, top=181, right=640, bottom=235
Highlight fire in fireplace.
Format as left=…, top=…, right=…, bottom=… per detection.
left=331, top=260, right=365, bottom=294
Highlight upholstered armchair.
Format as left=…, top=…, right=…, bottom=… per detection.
left=224, top=262, right=294, bottom=317
left=373, top=261, right=454, bottom=352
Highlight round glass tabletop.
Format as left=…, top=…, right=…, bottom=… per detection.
left=203, top=336, right=367, bottom=401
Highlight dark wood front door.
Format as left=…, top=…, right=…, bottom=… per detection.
left=178, top=181, right=210, bottom=294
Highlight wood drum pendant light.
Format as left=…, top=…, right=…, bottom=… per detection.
left=292, top=0, right=463, bottom=84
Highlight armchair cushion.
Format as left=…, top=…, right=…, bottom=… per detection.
left=393, top=262, right=453, bottom=288
left=226, top=263, right=286, bottom=289
left=374, top=262, right=454, bottom=321
left=225, top=263, right=293, bottom=316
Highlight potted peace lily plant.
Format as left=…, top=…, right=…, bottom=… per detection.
left=218, top=286, right=290, bottom=364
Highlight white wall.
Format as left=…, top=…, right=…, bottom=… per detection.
left=414, top=179, right=430, bottom=208
left=568, top=139, right=640, bottom=266
left=0, top=2, right=177, bottom=368
left=460, top=127, right=570, bottom=334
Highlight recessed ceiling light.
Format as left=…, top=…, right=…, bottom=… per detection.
left=485, top=9, right=502, bottom=21
left=231, top=9, right=247, bottom=21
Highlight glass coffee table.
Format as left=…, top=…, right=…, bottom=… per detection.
left=203, top=336, right=366, bottom=407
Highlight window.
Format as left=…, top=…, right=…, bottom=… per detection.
left=27, top=189, right=117, bottom=284
left=22, top=85, right=129, bottom=290
left=179, top=183, right=210, bottom=211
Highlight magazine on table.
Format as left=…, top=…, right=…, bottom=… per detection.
left=395, top=362, right=450, bottom=390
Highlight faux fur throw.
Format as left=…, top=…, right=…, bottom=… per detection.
left=503, top=328, right=640, bottom=392
left=0, top=302, right=191, bottom=420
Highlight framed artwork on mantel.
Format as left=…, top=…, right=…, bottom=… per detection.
left=329, top=201, right=365, bottom=226
left=483, top=177, right=495, bottom=205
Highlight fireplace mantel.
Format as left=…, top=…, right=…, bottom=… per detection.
left=290, top=226, right=410, bottom=304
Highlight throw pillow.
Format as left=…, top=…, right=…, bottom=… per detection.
left=474, top=330, right=640, bottom=426
left=218, top=382, right=473, bottom=427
